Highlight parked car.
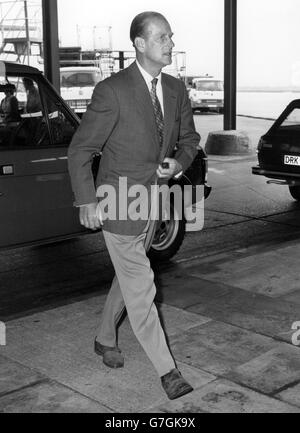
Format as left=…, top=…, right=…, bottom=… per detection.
left=252, top=99, right=300, bottom=200
left=0, top=61, right=211, bottom=260
left=60, top=66, right=102, bottom=116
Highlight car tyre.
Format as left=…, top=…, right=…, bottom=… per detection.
left=289, top=185, right=300, bottom=201
left=147, top=202, right=186, bottom=262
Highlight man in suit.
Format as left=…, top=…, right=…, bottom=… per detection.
left=68, top=11, right=200, bottom=400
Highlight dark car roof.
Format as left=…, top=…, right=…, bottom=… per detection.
left=1, top=61, right=41, bottom=76
left=286, top=99, right=300, bottom=108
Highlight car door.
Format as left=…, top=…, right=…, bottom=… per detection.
left=0, top=73, right=84, bottom=249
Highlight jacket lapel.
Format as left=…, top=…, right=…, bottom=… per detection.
left=161, top=74, right=177, bottom=160
left=127, top=63, right=178, bottom=159
left=128, top=63, right=160, bottom=151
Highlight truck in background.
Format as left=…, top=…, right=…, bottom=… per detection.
left=188, top=75, right=224, bottom=114
left=60, top=66, right=102, bottom=115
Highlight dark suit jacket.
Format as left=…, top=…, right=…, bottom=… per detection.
left=68, top=62, right=200, bottom=235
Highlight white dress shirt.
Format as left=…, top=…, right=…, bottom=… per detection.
left=136, top=61, right=183, bottom=179
left=136, top=61, right=164, bottom=116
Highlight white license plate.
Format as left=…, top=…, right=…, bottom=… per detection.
left=284, top=155, right=300, bottom=166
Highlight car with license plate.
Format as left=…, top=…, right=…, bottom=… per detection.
left=0, top=61, right=211, bottom=261
left=252, top=99, right=300, bottom=200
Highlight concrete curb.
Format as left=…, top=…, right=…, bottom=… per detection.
left=237, top=114, right=276, bottom=122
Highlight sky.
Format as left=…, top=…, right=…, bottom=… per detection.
left=57, top=0, right=300, bottom=88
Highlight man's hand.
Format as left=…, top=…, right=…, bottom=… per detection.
left=156, top=158, right=183, bottom=180
left=79, top=202, right=102, bottom=230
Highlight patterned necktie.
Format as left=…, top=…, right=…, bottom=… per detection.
left=150, top=78, right=164, bottom=148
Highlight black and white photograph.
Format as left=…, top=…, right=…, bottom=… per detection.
left=0, top=0, right=299, bottom=417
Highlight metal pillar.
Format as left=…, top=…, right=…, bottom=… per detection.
left=224, top=0, right=237, bottom=130
left=42, top=0, right=60, bottom=92
left=24, top=1, right=31, bottom=65
left=119, top=51, right=125, bottom=70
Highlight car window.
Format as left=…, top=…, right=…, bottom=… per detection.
left=39, top=82, right=77, bottom=146
left=60, top=70, right=101, bottom=88
left=0, top=74, right=77, bottom=149
left=194, top=81, right=223, bottom=91
left=0, top=75, right=49, bottom=148
left=280, top=108, right=300, bottom=127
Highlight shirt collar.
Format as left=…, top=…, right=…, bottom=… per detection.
left=136, top=61, right=162, bottom=87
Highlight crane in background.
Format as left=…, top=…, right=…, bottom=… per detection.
left=0, top=0, right=42, bottom=66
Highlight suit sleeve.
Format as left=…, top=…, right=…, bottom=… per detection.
left=173, top=81, right=201, bottom=172
left=68, top=81, right=119, bottom=206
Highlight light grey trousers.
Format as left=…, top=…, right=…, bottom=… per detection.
left=96, top=221, right=176, bottom=377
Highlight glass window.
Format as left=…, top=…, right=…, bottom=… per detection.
left=0, top=75, right=49, bottom=148
left=0, top=75, right=76, bottom=149
left=40, top=83, right=77, bottom=146
left=281, top=108, right=300, bottom=127
left=276, top=107, right=300, bottom=136
left=60, top=70, right=102, bottom=88
left=194, top=80, right=224, bottom=91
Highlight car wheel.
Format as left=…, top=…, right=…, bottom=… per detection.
left=289, top=185, right=300, bottom=201
left=147, top=202, right=186, bottom=262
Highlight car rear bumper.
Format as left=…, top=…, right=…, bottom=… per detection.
left=252, top=166, right=300, bottom=183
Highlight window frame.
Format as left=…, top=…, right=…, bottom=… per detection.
left=0, top=72, right=80, bottom=151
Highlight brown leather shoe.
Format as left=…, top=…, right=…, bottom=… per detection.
left=94, top=340, right=124, bottom=369
left=161, top=368, right=193, bottom=400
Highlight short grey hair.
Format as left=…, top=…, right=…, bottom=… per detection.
left=130, top=11, right=167, bottom=46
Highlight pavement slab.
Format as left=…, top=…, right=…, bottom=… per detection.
left=7, top=296, right=211, bottom=340
left=174, top=219, right=300, bottom=264
left=1, top=295, right=213, bottom=412
left=189, top=242, right=300, bottom=297
left=282, top=290, right=300, bottom=305
left=147, top=379, right=300, bottom=413
left=169, top=321, right=277, bottom=376
left=0, top=355, right=45, bottom=396
left=206, top=182, right=296, bottom=219
left=0, top=381, right=111, bottom=413
left=263, top=210, right=300, bottom=228
left=155, top=271, right=231, bottom=309
left=64, top=362, right=216, bottom=413
left=203, top=210, right=250, bottom=230
left=155, top=303, right=211, bottom=337
left=276, top=383, right=300, bottom=408
left=187, top=287, right=299, bottom=343
left=224, top=344, right=300, bottom=394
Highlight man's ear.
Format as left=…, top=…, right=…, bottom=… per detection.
left=134, top=37, right=145, bottom=53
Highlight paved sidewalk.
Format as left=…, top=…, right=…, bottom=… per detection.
left=0, top=238, right=300, bottom=413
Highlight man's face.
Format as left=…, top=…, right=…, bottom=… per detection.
left=142, top=18, right=175, bottom=69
